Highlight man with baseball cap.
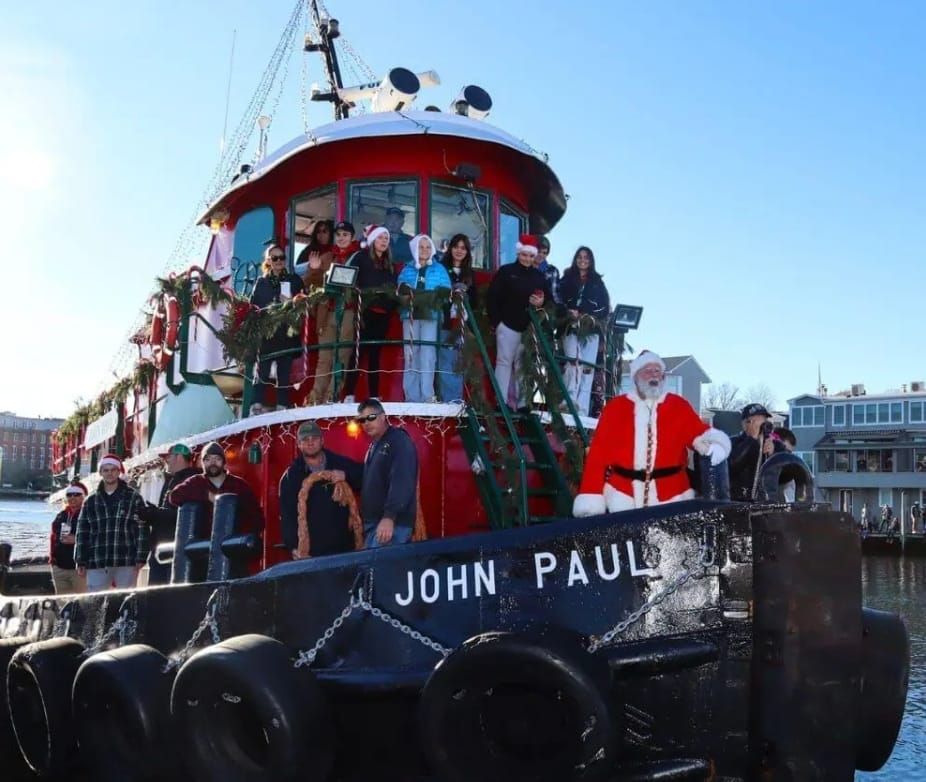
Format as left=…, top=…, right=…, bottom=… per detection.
left=137, top=443, right=198, bottom=584
left=728, top=403, right=787, bottom=502
left=383, top=206, right=412, bottom=265
left=49, top=481, right=88, bottom=594
left=278, top=420, right=364, bottom=559
left=75, top=454, right=150, bottom=591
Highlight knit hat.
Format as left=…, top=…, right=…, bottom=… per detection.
left=361, top=224, right=390, bottom=249
left=65, top=482, right=88, bottom=496
left=202, top=441, right=226, bottom=461
left=409, top=234, right=436, bottom=268
left=515, top=234, right=539, bottom=256
left=98, top=453, right=124, bottom=472
left=629, top=350, right=666, bottom=378
left=297, top=421, right=323, bottom=440
left=161, top=443, right=192, bottom=458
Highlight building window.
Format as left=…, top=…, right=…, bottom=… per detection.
left=878, top=488, right=893, bottom=508
left=795, top=451, right=815, bottom=472
left=430, top=182, right=491, bottom=270
left=832, top=405, right=846, bottom=426
left=348, top=180, right=419, bottom=267
left=855, top=449, right=894, bottom=472
left=835, top=450, right=851, bottom=472
left=914, top=449, right=926, bottom=472
left=792, top=405, right=824, bottom=427
left=290, top=185, right=337, bottom=276
left=499, top=200, right=527, bottom=268
left=891, top=403, right=902, bottom=423
left=851, top=402, right=900, bottom=426
left=911, top=401, right=924, bottom=423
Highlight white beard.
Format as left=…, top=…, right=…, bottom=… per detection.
left=635, top=377, right=664, bottom=401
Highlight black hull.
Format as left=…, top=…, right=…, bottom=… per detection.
left=0, top=501, right=909, bottom=781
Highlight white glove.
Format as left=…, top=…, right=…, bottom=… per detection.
left=707, top=443, right=727, bottom=466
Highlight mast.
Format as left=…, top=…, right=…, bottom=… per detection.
left=305, top=0, right=349, bottom=120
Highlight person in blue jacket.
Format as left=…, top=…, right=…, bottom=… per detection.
left=396, top=234, right=451, bottom=402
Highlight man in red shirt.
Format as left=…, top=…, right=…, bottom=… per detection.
left=168, top=442, right=264, bottom=538
left=573, top=350, right=731, bottom=515
left=49, top=482, right=87, bottom=594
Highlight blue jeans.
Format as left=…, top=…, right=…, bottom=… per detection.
left=438, top=329, right=464, bottom=402
left=363, top=521, right=414, bottom=548
left=402, top=318, right=438, bottom=402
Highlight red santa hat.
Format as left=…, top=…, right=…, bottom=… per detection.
left=361, top=224, right=390, bottom=249
left=629, top=350, right=666, bottom=378
left=515, top=234, right=540, bottom=256
left=65, top=482, right=88, bottom=496
left=97, top=453, right=124, bottom=472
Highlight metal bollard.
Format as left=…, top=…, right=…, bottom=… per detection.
left=172, top=503, right=202, bottom=584
left=207, top=494, right=239, bottom=582
left=698, top=454, right=731, bottom=501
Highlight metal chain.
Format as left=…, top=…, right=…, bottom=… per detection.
left=294, top=593, right=451, bottom=668
left=162, top=600, right=222, bottom=673
left=587, top=531, right=717, bottom=654
left=84, top=608, right=137, bottom=657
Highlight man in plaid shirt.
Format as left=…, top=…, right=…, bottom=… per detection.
left=75, top=453, right=150, bottom=591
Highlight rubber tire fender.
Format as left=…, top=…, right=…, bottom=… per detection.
left=72, top=644, right=176, bottom=782
left=171, top=633, right=333, bottom=782
left=6, top=636, right=85, bottom=778
left=0, top=638, right=34, bottom=781
left=418, top=630, right=617, bottom=782
left=856, top=608, right=909, bottom=772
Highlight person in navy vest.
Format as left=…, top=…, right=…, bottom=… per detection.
left=49, top=482, right=88, bottom=594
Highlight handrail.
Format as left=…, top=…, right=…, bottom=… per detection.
left=461, top=296, right=530, bottom=526
left=527, top=308, right=590, bottom=450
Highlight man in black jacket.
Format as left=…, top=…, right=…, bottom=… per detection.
left=50, top=482, right=88, bottom=594
left=138, top=443, right=199, bottom=584
left=279, top=421, right=364, bottom=559
left=485, top=234, right=553, bottom=410
left=356, top=398, right=419, bottom=547
left=728, top=403, right=786, bottom=501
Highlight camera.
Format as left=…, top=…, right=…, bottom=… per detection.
left=760, top=421, right=774, bottom=437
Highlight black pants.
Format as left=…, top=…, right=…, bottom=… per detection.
left=254, top=352, right=294, bottom=407
left=343, top=310, right=391, bottom=398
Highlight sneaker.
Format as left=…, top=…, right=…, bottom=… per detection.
left=343, top=395, right=355, bottom=404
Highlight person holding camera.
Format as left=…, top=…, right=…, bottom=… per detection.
left=728, top=403, right=787, bottom=502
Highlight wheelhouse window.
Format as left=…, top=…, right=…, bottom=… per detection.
left=499, top=200, right=527, bottom=267
left=429, top=182, right=490, bottom=270
left=231, top=207, right=274, bottom=296
left=348, top=180, right=418, bottom=266
left=291, top=186, right=337, bottom=276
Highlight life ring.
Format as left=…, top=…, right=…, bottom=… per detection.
left=856, top=608, right=909, bottom=771
left=72, top=644, right=177, bottom=781
left=6, top=637, right=85, bottom=777
left=418, top=630, right=617, bottom=782
left=0, top=638, right=33, bottom=781
left=171, top=634, right=333, bottom=782
left=149, top=294, right=180, bottom=371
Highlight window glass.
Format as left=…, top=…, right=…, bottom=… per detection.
left=878, top=488, right=892, bottom=507
left=348, top=181, right=418, bottom=267
left=790, top=408, right=801, bottom=427
left=430, top=183, right=490, bottom=270
left=232, top=207, right=274, bottom=296
left=797, top=452, right=814, bottom=472
left=865, top=404, right=877, bottom=424
left=499, top=201, right=527, bottom=267
left=890, top=403, right=902, bottom=423
left=814, top=406, right=824, bottom=426
left=835, top=450, right=850, bottom=472
left=877, top=403, right=889, bottom=423
left=852, top=405, right=865, bottom=425
left=880, top=450, right=893, bottom=472
left=914, top=448, right=926, bottom=472
left=832, top=405, right=845, bottom=426
left=910, top=402, right=923, bottom=423
left=291, top=186, right=337, bottom=276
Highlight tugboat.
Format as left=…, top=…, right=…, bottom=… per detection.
left=0, top=3, right=909, bottom=780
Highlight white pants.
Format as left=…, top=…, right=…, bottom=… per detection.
left=86, top=566, right=138, bottom=592
left=562, top=333, right=599, bottom=416
left=494, top=323, right=525, bottom=408
left=402, top=318, right=439, bottom=402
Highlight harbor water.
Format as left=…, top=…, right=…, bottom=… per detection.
left=0, top=500, right=922, bottom=778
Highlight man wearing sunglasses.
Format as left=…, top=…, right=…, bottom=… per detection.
left=356, top=399, right=419, bottom=547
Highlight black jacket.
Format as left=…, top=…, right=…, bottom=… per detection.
left=50, top=508, right=80, bottom=569
left=559, top=270, right=610, bottom=319
left=142, top=466, right=200, bottom=547
left=485, top=262, right=553, bottom=332
left=728, top=433, right=787, bottom=501
left=250, top=273, right=306, bottom=350
left=360, top=427, right=418, bottom=528
left=278, top=450, right=364, bottom=555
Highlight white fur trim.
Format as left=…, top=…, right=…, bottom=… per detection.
left=693, top=427, right=731, bottom=460
left=573, top=493, right=607, bottom=518
left=363, top=226, right=389, bottom=248
left=515, top=242, right=539, bottom=256
left=604, top=484, right=635, bottom=513
left=630, top=350, right=666, bottom=379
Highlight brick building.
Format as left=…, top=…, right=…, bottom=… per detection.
left=0, top=412, right=63, bottom=488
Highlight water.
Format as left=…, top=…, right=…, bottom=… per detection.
left=0, top=500, right=922, bottom=775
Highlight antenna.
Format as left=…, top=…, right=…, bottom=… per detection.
left=306, top=0, right=349, bottom=119
left=219, top=29, right=237, bottom=155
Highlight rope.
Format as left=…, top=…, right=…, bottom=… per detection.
left=295, top=473, right=363, bottom=558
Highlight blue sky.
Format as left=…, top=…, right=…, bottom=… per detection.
left=1, top=1, right=923, bottom=417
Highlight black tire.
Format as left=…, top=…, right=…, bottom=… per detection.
left=171, top=633, right=333, bottom=782
left=856, top=608, right=909, bottom=771
left=419, top=630, right=617, bottom=782
left=73, top=644, right=176, bottom=782
left=6, top=636, right=85, bottom=777
left=0, top=638, right=34, bottom=781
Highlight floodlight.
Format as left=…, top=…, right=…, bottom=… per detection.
left=612, top=304, right=643, bottom=330
left=326, top=263, right=359, bottom=288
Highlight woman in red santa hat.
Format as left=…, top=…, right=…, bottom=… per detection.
left=573, top=350, right=731, bottom=516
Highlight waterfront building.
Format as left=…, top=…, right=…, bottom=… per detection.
left=789, top=383, right=926, bottom=522
left=619, top=355, right=711, bottom=413
left=0, top=412, right=62, bottom=489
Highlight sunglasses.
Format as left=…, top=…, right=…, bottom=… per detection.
left=270, top=254, right=285, bottom=261
left=354, top=413, right=381, bottom=423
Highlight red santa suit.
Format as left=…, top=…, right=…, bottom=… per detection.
left=573, top=390, right=731, bottom=516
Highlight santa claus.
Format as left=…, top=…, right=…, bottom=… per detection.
left=573, top=350, right=731, bottom=516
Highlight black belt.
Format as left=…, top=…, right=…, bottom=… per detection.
left=606, top=464, right=684, bottom=482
